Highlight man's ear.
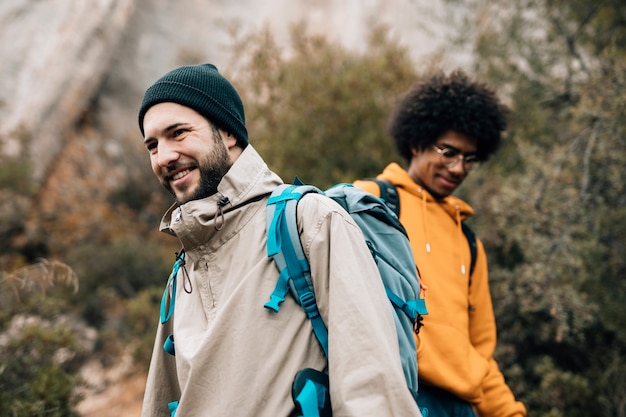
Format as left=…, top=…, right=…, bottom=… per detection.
left=221, top=130, right=243, bottom=162
left=221, top=130, right=238, bottom=149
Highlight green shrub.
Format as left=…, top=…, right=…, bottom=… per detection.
left=0, top=321, right=84, bottom=417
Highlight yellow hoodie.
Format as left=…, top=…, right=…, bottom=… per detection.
left=355, top=163, right=526, bottom=417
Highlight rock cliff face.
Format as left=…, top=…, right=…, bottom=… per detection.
left=0, top=0, right=134, bottom=179
left=0, top=0, right=450, bottom=182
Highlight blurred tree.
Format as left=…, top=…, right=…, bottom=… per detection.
left=229, top=21, right=424, bottom=188
left=445, top=0, right=626, bottom=415
left=0, top=324, right=83, bottom=417
left=0, top=261, right=84, bottom=417
left=67, top=235, right=173, bottom=327
left=0, top=113, right=173, bottom=413
left=126, top=286, right=165, bottom=366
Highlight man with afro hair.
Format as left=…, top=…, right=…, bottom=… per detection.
left=355, top=70, right=526, bottom=417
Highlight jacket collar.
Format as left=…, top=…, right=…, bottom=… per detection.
left=159, top=145, right=283, bottom=252
left=380, top=162, right=474, bottom=221
left=380, top=162, right=476, bottom=276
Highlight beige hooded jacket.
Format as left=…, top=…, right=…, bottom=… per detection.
left=141, top=146, right=422, bottom=417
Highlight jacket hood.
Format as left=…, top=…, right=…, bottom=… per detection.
left=379, top=162, right=474, bottom=221
left=159, top=145, right=283, bottom=254
left=377, top=162, right=475, bottom=276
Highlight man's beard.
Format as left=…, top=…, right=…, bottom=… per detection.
left=164, top=129, right=233, bottom=204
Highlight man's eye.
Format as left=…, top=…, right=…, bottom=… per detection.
left=441, top=148, right=459, bottom=158
left=465, top=155, right=479, bottom=163
left=173, top=128, right=187, bottom=137
left=146, top=142, right=157, bottom=152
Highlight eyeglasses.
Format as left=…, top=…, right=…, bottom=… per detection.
left=432, top=145, right=480, bottom=172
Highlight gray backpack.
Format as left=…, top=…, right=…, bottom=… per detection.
left=263, top=182, right=428, bottom=416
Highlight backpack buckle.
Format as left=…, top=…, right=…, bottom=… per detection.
left=299, top=291, right=319, bottom=318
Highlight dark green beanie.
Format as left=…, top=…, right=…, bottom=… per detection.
left=138, top=63, right=248, bottom=145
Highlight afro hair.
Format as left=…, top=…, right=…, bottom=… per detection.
left=387, top=69, right=509, bottom=164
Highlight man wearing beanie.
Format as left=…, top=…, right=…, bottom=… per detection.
left=138, top=63, right=422, bottom=417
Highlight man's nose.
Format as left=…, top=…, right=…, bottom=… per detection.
left=157, top=142, right=180, bottom=167
left=447, top=158, right=467, bottom=176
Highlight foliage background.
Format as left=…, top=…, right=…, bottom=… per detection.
left=1, top=1, right=624, bottom=416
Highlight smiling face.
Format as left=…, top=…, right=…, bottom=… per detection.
left=407, top=130, right=477, bottom=200
left=142, top=102, right=237, bottom=204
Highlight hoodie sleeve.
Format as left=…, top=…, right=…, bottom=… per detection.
left=298, top=193, right=422, bottom=417
left=469, top=240, right=527, bottom=417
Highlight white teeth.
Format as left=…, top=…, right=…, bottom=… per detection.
left=172, top=169, right=190, bottom=181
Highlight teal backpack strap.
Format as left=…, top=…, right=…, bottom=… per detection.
left=461, top=222, right=477, bottom=281
left=292, top=368, right=331, bottom=417
left=386, top=288, right=428, bottom=320
left=160, top=250, right=185, bottom=357
left=160, top=250, right=186, bottom=324
left=156, top=252, right=187, bottom=413
left=296, top=381, right=321, bottom=417
left=163, top=334, right=175, bottom=356
left=168, top=400, right=178, bottom=417
left=369, top=178, right=400, bottom=217
left=265, top=184, right=329, bottom=357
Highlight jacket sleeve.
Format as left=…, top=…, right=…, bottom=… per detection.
left=141, top=317, right=181, bottom=417
left=298, top=194, right=422, bottom=417
left=470, top=240, right=526, bottom=417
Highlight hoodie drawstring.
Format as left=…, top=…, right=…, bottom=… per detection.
left=215, top=196, right=230, bottom=230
